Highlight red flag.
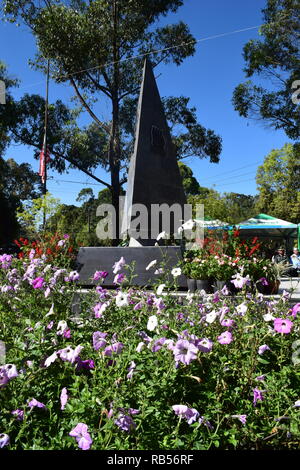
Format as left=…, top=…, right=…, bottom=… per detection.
left=38, top=135, right=51, bottom=184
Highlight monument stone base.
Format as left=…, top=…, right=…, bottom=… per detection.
left=74, top=246, right=187, bottom=288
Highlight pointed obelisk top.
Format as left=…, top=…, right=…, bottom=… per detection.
left=122, top=58, right=186, bottom=244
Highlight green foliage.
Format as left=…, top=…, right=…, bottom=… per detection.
left=255, top=143, right=300, bottom=222
left=189, top=189, right=257, bottom=224
left=232, top=0, right=300, bottom=141
left=178, top=162, right=201, bottom=197
left=17, top=192, right=61, bottom=236
left=1, top=0, right=222, bottom=223
left=76, top=187, right=94, bottom=204
left=0, top=252, right=300, bottom=449
left=0, top=156, right=43, bottom=244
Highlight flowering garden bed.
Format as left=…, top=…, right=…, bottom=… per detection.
left=1, top=240, right=300, bottom=450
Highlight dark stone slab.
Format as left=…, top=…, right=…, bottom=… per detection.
left=121, top=59, right=186, bottom=243
left=75, top=246, right=187, bottom=288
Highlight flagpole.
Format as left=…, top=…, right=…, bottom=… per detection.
left=42, top=59, right=50, bottom=230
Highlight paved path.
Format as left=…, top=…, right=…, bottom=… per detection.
left=278, top=277, right=300, bottom=303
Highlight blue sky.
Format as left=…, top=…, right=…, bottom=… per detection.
left=0, top=0, right=291, bottom=206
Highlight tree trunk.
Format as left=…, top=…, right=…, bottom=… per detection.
left=109, top=0, right=121, bottom=246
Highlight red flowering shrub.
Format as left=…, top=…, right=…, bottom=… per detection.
left=14, top=232, right=79, bottom=268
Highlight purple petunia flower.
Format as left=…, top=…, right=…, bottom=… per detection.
left=114, top=273, right=126, bottom=285
left=93, top=270, right=109, bottom=281
left=93, top=331, right=108, bottom=351
left=133, top=301, right=143, bottom=311
left=172, top=405, right=199, bottom=425
left=173, top=339, right=198, bottom=366
left=255, top=375, right=266, bottom=382
left=258, top=344, right=270, bottom=355
left=217, top=331, right=233, bottom=345
left=197, top=338, right=213, bottom=353
left=258, top=277, right=269, bottom=286
left=63, top=328, right=71, bottom=339
left=28, top=398, right=46, bottom=409
left=138, top=331, right=152, bottom=344
left=60, top=387, right=68, bottom=410
left=0, top=369, right=9, bottom=389
left=152, top=337, right=166, bottom=352
left=69, top=423, right=93, bottom=450
left=103, top=342, right=124, bottom=357
left=274, top=318, right=293, bottom=334
left=231, top=414, right=247, bottom=425
left=75, top=358, right=95, bottom=372
left=198, top=417, right=214, bottom=430
left=0, top=254, right=13, bottom=269
left=127, top=361, right=136, bottom=380
left=11, top=409, right=24, bottom=421
left=112, top=257, right=126, bottom=274
left=1, top=364, right=18, bottom=380
left=253, top=387, right=265, bottom=406
left=115, top=413, right=136, bottom=432
left=0, top=433, right=10, bottom=448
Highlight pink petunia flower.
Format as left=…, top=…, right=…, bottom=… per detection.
left=32, top=277, right=44, bottom=289
left=60, top=387, right=68, bottom=410
left=258, top=344, right=270, bottom=355
left=217, top=331, right=233, bottom=345
left=274, top=318, right=293, bottom=334
left=69, top=423, right=92, bottom=450
left=291, top=303, right=300, bottom=317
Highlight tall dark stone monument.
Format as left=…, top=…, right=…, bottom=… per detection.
left=75, top=59, right=188, bottom=288
left=121, top=59, right=186, bottom=245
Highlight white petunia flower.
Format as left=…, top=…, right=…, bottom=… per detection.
left=182, top=219, right=195, bottom=230
left=146, top=260, right=157, bottom=271
left=171, top=267, right=182, bottom=277
left=263, top=313, right=275, bottom=322
left=156, top=284, right=166, bottom=296
left=236, top=302, right=248, bottom=315
left=115, top=291, right=129, bottom=308
left=57, top=320, right=68, bottom=336
left=154, top=268, right=164, bottom=275
left=45, top=303, right=55, bottom=317
left=136, top=342, right=145, bottom=352
left=44, top=351, right=58, bottom=368
left=147, top=315, right=158, bottom=332
left=156, top=231, right=168, bottom=241
left=205, top=310, right=218, bottom=324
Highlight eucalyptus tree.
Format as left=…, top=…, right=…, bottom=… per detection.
left=3, top=1, right=222, bottom=240
left=233, top=0, right=300, bottom=141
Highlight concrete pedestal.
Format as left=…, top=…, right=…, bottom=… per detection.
left=74, top=246, right=187, bottom=288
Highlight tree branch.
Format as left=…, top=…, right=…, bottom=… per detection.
left=119, top=85, right=140, bottom=101
left=69, top=77, right=111, bottom=134
left=85, top=71, right=112, bottom=98
left=9, top=128, right=112, bottom=189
